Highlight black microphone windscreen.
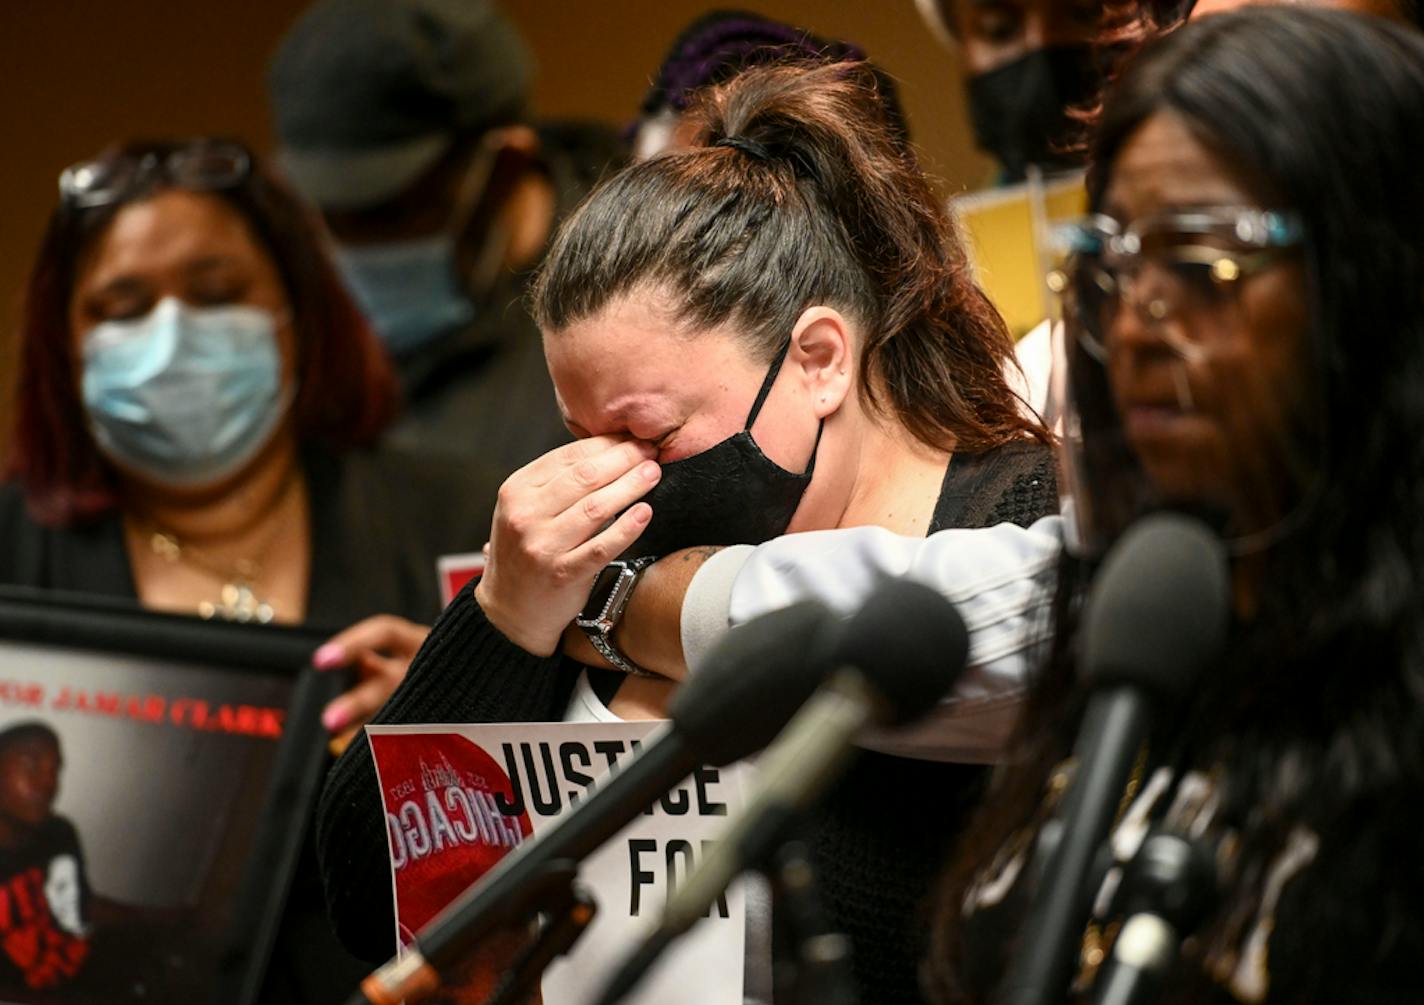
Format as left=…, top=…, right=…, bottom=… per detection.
left=1081, top=513, right=1230, bottom=699
left=834, top=577, right=970, bottom=725
left=669, top=600, right=839, bottom=766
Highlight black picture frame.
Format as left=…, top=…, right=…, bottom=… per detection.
left=0, top=585, right=342, bottom=1005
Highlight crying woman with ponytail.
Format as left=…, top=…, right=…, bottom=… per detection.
left=476, top=57, right=1054, bottom=662
left=316, top=59, right=1056, bottom=1003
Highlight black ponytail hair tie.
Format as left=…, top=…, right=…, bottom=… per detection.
left=714, top=134, right=825, bottom=188
left=713, top=135, right=772, bottom=162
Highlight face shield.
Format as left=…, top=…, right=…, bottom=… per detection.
left=1044, top=206, right=1318, bottom=557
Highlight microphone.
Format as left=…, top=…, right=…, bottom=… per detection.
left=997, top=514, right=1229, bottom=1005
left=596, top=578, right=971, bottom=1005
left=1089, top=829, right=1216, bottom=1005
left=351, top=600, right=840, bottom=1005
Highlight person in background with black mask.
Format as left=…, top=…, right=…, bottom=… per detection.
left=912, top=0, right=1194, bottom=183
left=914, top=0, right=1114, bottom=182
left=318, top=60, right=1057, bottom=1005
left=912, top=0, right=1414, bottom=186
left=267, top=0, right=624, bottom=471
left=908, top=2, right=1186, bottom=414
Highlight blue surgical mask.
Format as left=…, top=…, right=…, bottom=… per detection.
left=81, top=297, right=288, bottom=488
left=332, top=235, right=478, bottom=358
left=330, top=145, right=507, bottom=357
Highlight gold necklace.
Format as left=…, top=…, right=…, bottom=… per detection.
left=134, top=465, right=302, bottom=624
left=147, top=528, right=277, bottom=624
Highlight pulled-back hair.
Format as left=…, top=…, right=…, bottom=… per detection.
left=534, top=60, right=1046, bottom=454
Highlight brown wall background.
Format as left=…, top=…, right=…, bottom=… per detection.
left=0, top=1, right=989, bottom=455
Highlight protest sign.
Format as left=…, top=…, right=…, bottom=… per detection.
left=368, top=721, right=749, bottom=1005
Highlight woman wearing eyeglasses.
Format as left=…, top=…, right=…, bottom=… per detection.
left=0, top=138, right=497, bottom=1002
left=916, top=9, right=1424, bottom=1002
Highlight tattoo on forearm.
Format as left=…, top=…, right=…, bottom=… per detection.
left=680, top=546, right=722, bottom=563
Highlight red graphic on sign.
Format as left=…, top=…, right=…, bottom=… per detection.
left=371, top=733, right=532, bottom=938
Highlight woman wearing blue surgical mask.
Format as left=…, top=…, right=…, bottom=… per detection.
left=56, top=177, right=313, bottom=620
left=4, top=138, right=494, bottom=628
left=0, top=138, right=498, bottom=1004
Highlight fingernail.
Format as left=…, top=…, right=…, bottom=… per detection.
left=641, top=461, right=660, bottom=481
left=633, top=503, right=652, bottom=524
left=313, top=642, right=346, bottom=669
left=321, top=702, right=350, bottom=732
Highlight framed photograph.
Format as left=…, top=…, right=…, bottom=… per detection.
left=0, top=586, right=341, bottom=1005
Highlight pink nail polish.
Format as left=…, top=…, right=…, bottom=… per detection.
left=321, top=704, right=350, bottom=732
left=313, top=642, right=346, bottom=669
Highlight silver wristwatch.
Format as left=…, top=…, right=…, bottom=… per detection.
left=575, top=556, right=659, bottom=676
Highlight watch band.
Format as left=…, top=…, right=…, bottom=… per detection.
left=577, top=555, right=658, bottom=677
left=587, top=629, right=656, bottom=678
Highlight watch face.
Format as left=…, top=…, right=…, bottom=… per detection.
left=579, top=564, right=623, bottom=623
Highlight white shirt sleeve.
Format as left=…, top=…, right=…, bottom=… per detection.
left=680, top=516, right=1065, bottom=763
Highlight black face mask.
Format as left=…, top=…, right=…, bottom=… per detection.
left=966, top=44, right=1101, bottom=183
left=622, top=341, right=823, bottom=560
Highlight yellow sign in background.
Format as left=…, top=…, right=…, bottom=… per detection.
left=954, top=174, right=1087, bottom=341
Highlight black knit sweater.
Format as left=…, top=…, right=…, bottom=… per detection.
left=316, top=440, right=1057, bottom=1003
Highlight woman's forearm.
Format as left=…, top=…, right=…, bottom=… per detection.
left=562, top=516, right=1065, bottom=760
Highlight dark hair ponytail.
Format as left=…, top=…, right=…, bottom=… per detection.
left=534, top=60, right=1046, bottom=453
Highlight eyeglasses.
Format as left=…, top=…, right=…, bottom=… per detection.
left=58, top=140, right=252, bottom=209
left=1048, top=207, right=1304, bottom=361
